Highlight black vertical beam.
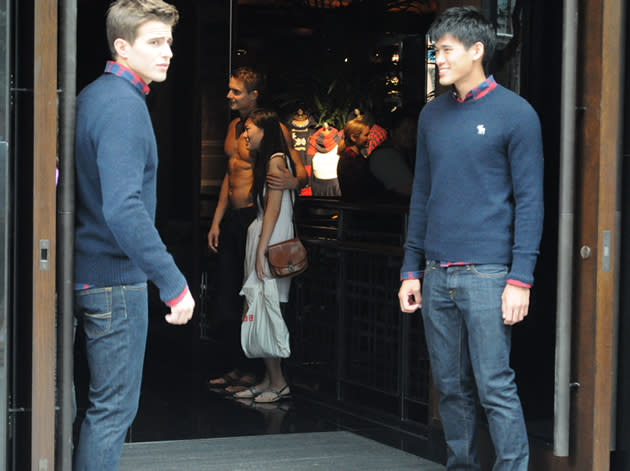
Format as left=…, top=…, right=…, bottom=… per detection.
left=56, top=0, right=76, bottom=469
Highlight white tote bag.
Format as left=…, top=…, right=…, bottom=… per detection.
left=240, top=276, right=291, bottom=359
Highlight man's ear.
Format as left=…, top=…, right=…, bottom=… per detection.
left=471, top=41, right=485, bottom=62
left=113, top=38, right=129, bottom=59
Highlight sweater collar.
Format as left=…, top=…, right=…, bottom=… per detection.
left=453, top=75, right=496, bottom=103
left=104, top=61, right=150, bottom=95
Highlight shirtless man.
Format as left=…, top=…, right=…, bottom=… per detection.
left=207, top=66, right=306, bottom=392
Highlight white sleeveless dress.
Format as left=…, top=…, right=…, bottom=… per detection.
left=241, top=153, right=294, bottom=302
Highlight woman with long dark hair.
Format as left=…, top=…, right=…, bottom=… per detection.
left=234, top=109, right=295, bottom=403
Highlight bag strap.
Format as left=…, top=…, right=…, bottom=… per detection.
left=284, top=154, right=300, bottom=239
left=270, top=152, right=301, bottom=239
left=289, top=177, right=301, bottom=240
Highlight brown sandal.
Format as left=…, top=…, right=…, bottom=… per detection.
left=208, top=369, right=242, bottom=388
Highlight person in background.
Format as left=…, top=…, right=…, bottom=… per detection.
left=207, top=66, right=306, bottom=394
left=345, top=108, right=388, bottom=156
left=369, top=108, right=418, bottom=199
left=73, top=1, right=194, bottom=470
left=398, top=7, right=543, bottom=470
left=336, top=117, right=386, bottom=201
left=233, top=109, right=295, bottom=403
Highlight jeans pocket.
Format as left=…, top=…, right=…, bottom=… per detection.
left=76, top=287, right=113, bottom=338
left=471, top=263, right=508, bottom=278
left=122, top=283, right=148, bottom=320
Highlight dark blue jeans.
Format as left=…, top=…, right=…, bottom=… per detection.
left=73, top=283, right=148, bottom=471
left=422, top=261, right=528, bottom=471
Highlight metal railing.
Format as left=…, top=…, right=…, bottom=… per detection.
left=286, top=198, right=431, bottom=424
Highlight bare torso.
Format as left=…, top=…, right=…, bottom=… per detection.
left=224, top=118, right=254, bottom=209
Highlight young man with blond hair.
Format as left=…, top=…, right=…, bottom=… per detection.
left=73, top=1, right=194, bottom=469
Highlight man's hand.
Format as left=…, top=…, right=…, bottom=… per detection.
left=501, top=284, right=530, bottom=325
left=398, top=279, right=422, bottom=313
left=267, top=166, right=298, bottom=191
left=165, top=290, right=195, bottom=325
left=207, top=225, right=220, bottom=253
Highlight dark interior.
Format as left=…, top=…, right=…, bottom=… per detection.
left=12, top=0, right=617, bottom=469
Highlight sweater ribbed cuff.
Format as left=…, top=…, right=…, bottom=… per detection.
left=400, top=271, right=423, bottom=281
left=507, top=279, right=531, bottom=289
left=165, top=285, right=189, bottom=307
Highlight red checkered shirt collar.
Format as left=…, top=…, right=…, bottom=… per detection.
left=104, top=61, right=150, bottom=95
left=452, top=75, right=496, bottom=103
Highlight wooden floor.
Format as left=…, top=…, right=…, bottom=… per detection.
left=119, top=431, right=446, bottom=471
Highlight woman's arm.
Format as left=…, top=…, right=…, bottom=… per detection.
left=255, top=155, right=288, bottom=279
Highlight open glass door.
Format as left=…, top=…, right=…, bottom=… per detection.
left=614, top=6, right=630, bottom=469
left=0, top=0, right=10, bottom=468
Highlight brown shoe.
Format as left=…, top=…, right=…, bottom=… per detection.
left=208, top=369, right=241, bottom=388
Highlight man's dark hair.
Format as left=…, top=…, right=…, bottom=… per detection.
left=427, top=7, right=496, bottom=71
left=232, top=66, right=267, bottom=98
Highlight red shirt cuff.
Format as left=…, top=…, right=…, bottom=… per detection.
left=400, top=271, right=423, bottom=281
left=507, top=279, right=531, bottom=289
left=166, top=285, right=189, bottom=307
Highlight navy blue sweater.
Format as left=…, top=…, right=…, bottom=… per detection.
left=401, top=84, right=544, bottom=286
left=74, top=67, right=186, bottom=304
